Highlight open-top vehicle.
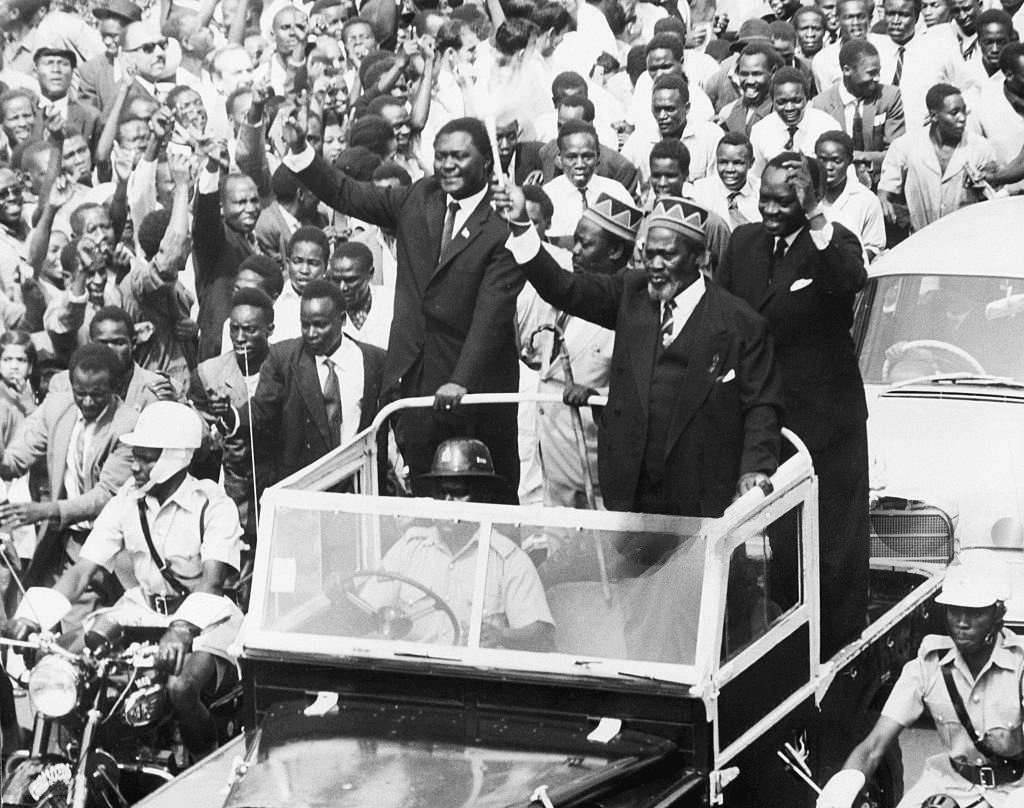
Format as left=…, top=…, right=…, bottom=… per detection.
left=135, top=394, right=943, bottom=808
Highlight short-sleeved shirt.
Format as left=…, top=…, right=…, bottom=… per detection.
left=363, top=526, right=554, bottom=644
left=882, top=631, right=1024, bottom=807
left=81, top=474, right=243, bottom=597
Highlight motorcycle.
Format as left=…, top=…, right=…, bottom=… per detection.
left=1, top=616, right=241, bottom=808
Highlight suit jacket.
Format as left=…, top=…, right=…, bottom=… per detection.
left=811, top=83, right=907, bottom=155
left=508, top=141, right=544, bottom=185
left=534, top=140, right=640, bottom=196
left=0, top=393, right=137, bottom=528
left=522, top=248, right=784, bottom=517
left=243, top=336, right=386, bottom=486
left=193, top=189, right=256, bottom=361
left=32, top=100, right=101, bottom=152
left=721, top=95, right=773, bottom=137
left=716, top=222, right=868, bottom=451
left=292, top=153, right=524, bottom=402
left=253, top=201, right=293, bottom=269
left=47, top=363, right=166, bottom=413
left=76, top=54, right=117, bottom=118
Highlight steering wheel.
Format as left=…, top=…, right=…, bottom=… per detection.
left=883, top=339, right=986, bottom=381
left=329, top=569, right=461, bottom=645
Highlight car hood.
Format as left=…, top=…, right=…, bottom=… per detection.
left=221, top=702, right=684, bottom=808
left=867, top=384, right=1024, bottom=617
left=867, top=384, right=1024, bottom=541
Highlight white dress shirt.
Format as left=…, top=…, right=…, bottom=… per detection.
left=444, top=184, right=489, bottom=240
left=316, top=335, right=365, bottom=446
left=661, top=273, right=706, bottom=345
left=620, top=118, right=726, bottom=186
left=750, top=108, right=840, bottom=180
left=690, top=173, right=762, bottom=230
left=542, top=174, right=635, bottom=238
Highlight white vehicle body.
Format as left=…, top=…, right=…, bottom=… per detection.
left=856, top=197, right=1024, bottom=620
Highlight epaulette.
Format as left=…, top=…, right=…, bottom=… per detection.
left=917, top=634, right=955, bottom=658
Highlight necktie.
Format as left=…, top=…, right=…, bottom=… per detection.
left=727, top=192, right=748, bottom=228
left=659, top=299, right=676, bottom=348
left=769, top=237, right=787, bottom=284
left=322, top=357, right=342, bottom=442
left=893, top=46, right=905, bottom=87
left=580, top=187, right=589, bottom=209
left=961, top=36, right=976, bottom=60
left=439, top=200, right=460, bottom=257
left=74, top=421, right=89, bottom=493
left=784, top=125, right=799, bottom=150
left=851, top=101, right=865, bottom=152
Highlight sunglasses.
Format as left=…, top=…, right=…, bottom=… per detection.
left=0, top=185, right=23, bottom=202
left=130, top=38, right=167, bottom=54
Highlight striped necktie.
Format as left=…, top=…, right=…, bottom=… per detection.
left=322, top=357, right=342, bottom=442
left=893, top=45, right=906, bottom=86
left=727, top=192, right=749, bottom=228
left=660, top=299, right=676, bottom=348
left=784, top=125, right=799, bottom=150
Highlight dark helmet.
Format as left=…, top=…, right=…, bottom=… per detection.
left=420, top=438, right=505, bottom=481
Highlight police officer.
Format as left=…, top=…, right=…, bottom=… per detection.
left=7, top=402, right=244, bottom=761
left=819, top=561, right=1024, bottom=808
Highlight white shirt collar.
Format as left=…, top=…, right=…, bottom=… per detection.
left=837, top=82, right=859, bottom=107
left=321, top=333, right=358, bottom=368
left=446, top=184, right=488, bottom=214
left=40, top=94, right=69, bottom=117
left=669, top=271, right=706, bottom=310
left=776, top=228, right=803, bottom=252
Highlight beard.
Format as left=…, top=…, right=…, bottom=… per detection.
left=647, top=279, right=683, bottom=303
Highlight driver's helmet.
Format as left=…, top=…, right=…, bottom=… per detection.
left=420, top=438, right=504, bottom=482
left=120, top=402, right=204, bottom=450
left=935, top=561, right=1009, bottom=609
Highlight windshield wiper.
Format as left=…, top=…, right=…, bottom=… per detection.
left=888, top=373, right=1024, bottom=391
left=391, top=650, right=461, bottom=662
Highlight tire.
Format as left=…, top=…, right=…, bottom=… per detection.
left=859, top=741, right=905, bottom=808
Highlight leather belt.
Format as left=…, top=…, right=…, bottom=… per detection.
left=951, top=758, right=1024, bottom=788
left=147, top=593, right=183, bottom=616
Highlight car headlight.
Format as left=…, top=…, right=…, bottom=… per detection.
left=28, top=656, right=79, bottom=718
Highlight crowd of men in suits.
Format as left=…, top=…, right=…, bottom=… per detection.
left=0, top=0, right=1018, bottom=753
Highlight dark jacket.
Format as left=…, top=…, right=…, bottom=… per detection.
left=522, top=247, right=784, bottom=517
left=242, top=336, right=386, bottom=487
left=811, top=82, right=907, bottom=156
left=192, top=189, right=256, bottom=361
left=716, top=222, right=868, bottom=450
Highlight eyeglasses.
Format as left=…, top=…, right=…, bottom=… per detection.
left=0, top=185, right=23, bottom=202
left=128, top=38, right=167, bottom=54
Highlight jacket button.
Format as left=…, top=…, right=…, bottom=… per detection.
left=614, top=407, right=622, bottom=416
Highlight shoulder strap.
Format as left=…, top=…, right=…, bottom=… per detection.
left=941, top=664, right=1000, bottom=761
left=137, top=499, right=190, bottom=598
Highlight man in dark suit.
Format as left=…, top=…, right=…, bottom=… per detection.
left=193, top=140, right=261, bottom=361
left=811, top=39, right=906, bottom=186
left=31, top=48, right=102, bottom=153
left=77, top=0, right=141, bottom=118
left=495, top=118, right=544, bottom=185
left=281, top=115, right=524, bottom=496
left=716, top=152, right=868, bottom=659
left=500, top=189, right=784, bottom=518
left=213, top=280, right=385, bottom=490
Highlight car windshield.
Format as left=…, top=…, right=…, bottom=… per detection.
left=246, top=494, right=711, bottom=675
left=859, top=274, right=1024, bottom=385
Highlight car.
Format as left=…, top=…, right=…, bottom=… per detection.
left=135, top=395, right=943, bottom=808
left=854, top=196, right=1024, bottom=622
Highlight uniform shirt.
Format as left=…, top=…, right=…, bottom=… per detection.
left=620, top=118, right=725, bottom=187
left=361, top=525, right=554, bottom=645
left=750, top=108, right=840, bottom=180
left=821, top=179, right=887, bottom=261
left=969, top=80, right=1024, bottom=166
left=878, top=126, right=997, bottom=232
left=81, top=474, right=243, bottom=597
left=542, top=174, right=635, bottom=239
left=881, top=631, right=1024, bottom=808
left=691, top=173, right=762, bottom=231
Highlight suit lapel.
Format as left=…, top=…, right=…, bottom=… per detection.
left=760, top=228, right=813, bottom=308
left=430, top=195, right=490, bottom=283
left=627, top=292, right=661, bottom=418
left=664, top=293, right=731, bottom=454
left=862, top=96, right=878, bottom=151
left=52, top=404, right=76, bottom=496
left=296, top=347, right=332, bottom=445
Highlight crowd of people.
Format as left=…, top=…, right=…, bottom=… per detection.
left=0, top=0, right=1016, bottom=778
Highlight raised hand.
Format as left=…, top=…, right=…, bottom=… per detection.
left=111, top=142, right=135, bottom=183
left=47, top=174, right=76, bottom=209
left=43, top=106, right=66, bottom=141
left=785, top=156, right=822, bottom=217
left=281, top=101, right=309, bottom=155
left=491, top=182, right=528, bottom=224
left=167, top=149, right=193, bottom=187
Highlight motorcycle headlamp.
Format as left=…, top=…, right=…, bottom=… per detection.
left=28, top=656, right=79, bottom=718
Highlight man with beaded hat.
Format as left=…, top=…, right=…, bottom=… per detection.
left=819, top=559, right=1024, bottom=808
left=518, top=192, right=643, bottom=512
left=500, top=186, right=785, bottom=518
